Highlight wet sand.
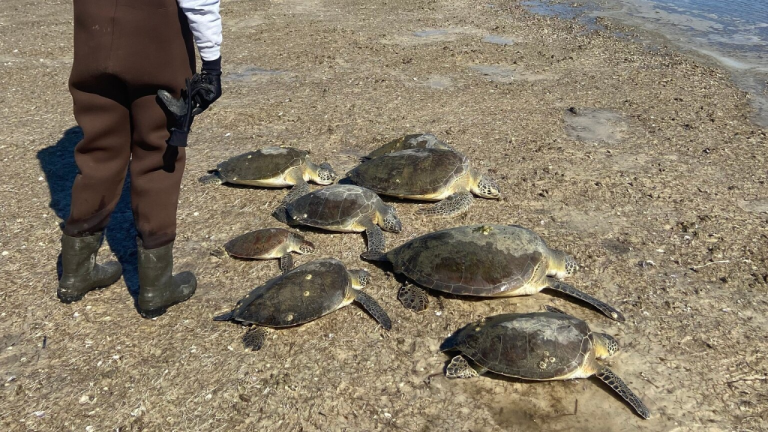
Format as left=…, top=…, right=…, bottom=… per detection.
left=1, top=0, right=767, bottom=430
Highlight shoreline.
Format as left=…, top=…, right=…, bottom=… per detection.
left=522, top=0, right=768, bottom=126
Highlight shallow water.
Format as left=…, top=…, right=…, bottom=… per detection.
left=523, top=0, right=768, bottom=126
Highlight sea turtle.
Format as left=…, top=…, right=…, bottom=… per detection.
left=199, top=146, right=337, bottom=204
left=440, top=309, right=651, bottom=419
left=223, top=228, right=315, bottom=274
left=273, top=184, right=402, bottom=255
left=363, top=224, right=625, bottom=321
left=363, top=133, right=453, bottom=160
left=347, top=148, right=499, bottom=217
left=213, top=258, right=392, bottom=350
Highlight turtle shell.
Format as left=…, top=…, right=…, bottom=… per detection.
left=230, top=258, right=352, bottom=327
left=224, top=228, right=295, bottom=259
left=285, top=185, right=381, bottom=232
left=384, top=224, right=550, bottom=296
left=365, top=133, right=452, bottom=159
left=216, top=147, right=308, bottom=184
left=348, top=148, right=469, bottom=199
left=440, top=312, right=593, bottom=379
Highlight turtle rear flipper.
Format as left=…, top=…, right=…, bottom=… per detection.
left=243, top=326, right=270, bottom=351
left=546, top=279, right=625, bottom=322
left=595, top=366, right=651, bottom=419
left=213, top=310, right=235, bottom=321
left=544, top=305, right=569, bottom=315
left=416, top=192, right=473, bottom=217
left=398, top=284, right=429, bottom=312
left=354, top=290, right=392, bottom=330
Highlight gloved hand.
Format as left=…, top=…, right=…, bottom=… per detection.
left=191, top=56, right=222, bottom=115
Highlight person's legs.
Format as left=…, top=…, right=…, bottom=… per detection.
left=59, top=0, right=129, bottom=303
left=129, top=94, right=196, bottom=318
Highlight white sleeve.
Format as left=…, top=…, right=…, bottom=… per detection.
left=177, top=0, right=222, bottom=61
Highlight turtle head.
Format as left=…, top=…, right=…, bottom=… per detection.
left=551, top=252, right=579, bottom=278
left=594, top=333, right=620, bottom=359
left=348, top=269, right=371, bottom=288
left=564, top=253, right=578, bottom=276
left=298, top=239, right=315, bottom=255
left=473, top=173, right=500, bottom=199
left=381, top=205, right=402, bottom=233
left=313, top=162, right=337, bottom=185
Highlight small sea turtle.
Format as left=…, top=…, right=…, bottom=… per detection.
left=213, top=258, right=392, bottom=350
left=223, top=228, right=315, bottom=274
left=363, top=133, right=453, bottom=160
left=200, top=146, right=337, bottom=203
left=440, top=309, right=650, bottom=419
left=347, top=148, right=499, bottom=217
left=273, top=184, right=402, bottom=255
left=363, top=224, right=624, bottom=321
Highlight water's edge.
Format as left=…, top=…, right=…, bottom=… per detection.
left=522, top=0, right=768, bottom=127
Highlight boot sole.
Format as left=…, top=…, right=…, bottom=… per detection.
left=57, top=276, right=121, bottom=304
left=138, top=292, right=195, bottom=319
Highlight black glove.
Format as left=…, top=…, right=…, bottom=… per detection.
left=191, top=56, right=222, bottom=115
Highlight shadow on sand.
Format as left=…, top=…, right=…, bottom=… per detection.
left=36, top=126, right=140, bottom=294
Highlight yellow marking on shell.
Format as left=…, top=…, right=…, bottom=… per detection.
left=305, top=274, right=312, bottom=280
left=474, top=327, right=482, bottom=332
left=538, top=360, right=548, bottom=369
left=303, top=290, right=310, bottom=296
left=247, top=155, right=252, bottom=158
left=285, top=313, right=294, bottom=321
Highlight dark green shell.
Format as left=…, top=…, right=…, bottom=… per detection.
left=383, top=224, right=550, bottom=296
left=348, top=148, right=469, bottom=197
left=215, top=147, right=308, bottom=182
left=285, top=185, right=380, bottom=229
left=365, top=133, right=452, bottom=159
left=440, top=312, right=593, bottom=379
left=230, top=258, right=351, bottom=327
left=224, top=228, right=296, bottom=259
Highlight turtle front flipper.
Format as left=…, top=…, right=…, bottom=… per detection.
left=397, top=284, right=429, bottom=312
left=445, top=355, right=487, bottom=379
left=279, top=254, right=294, bottom=274
left=545, top=279, right=625, bottom=322
left=242, top=326, right=271, bottom=351
left=354, top=290, right=392, bottom=330
left=199, top=172, right=224, bottom=185
left=416, top=192, right=473, bottom=217
left=282, top=178, right=310, bottom=205
left=595, top=366, right=651, bottom=419
left=364, top=225, right=386, bottom=256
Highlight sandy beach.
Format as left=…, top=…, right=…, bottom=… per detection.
left=1, top=0, right=767, bottom=430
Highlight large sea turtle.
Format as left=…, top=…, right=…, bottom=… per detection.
left=273, top=184, right=402, bottom=255
left=363, top=224, right=624, bottom=321
left=363, top=133, right=453, bottom=160
left=213, top=258, right=392, bottom=350
left=200, top=146, right=337, bottom=203
left=223, top=228, right=315, bottom=274
left=347, top=148, right=499, bottom=217
left=440, top=309, right=650, bottom=419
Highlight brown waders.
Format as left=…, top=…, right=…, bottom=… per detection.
left=59, top=0, right=197, bottom=317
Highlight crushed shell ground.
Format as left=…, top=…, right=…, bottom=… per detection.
left=1, top=0, right=767, bottom=430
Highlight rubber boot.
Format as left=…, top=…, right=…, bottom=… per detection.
left=137, top=239, right=197, bottom=318
left=58, top=232, right=123, bottom=303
